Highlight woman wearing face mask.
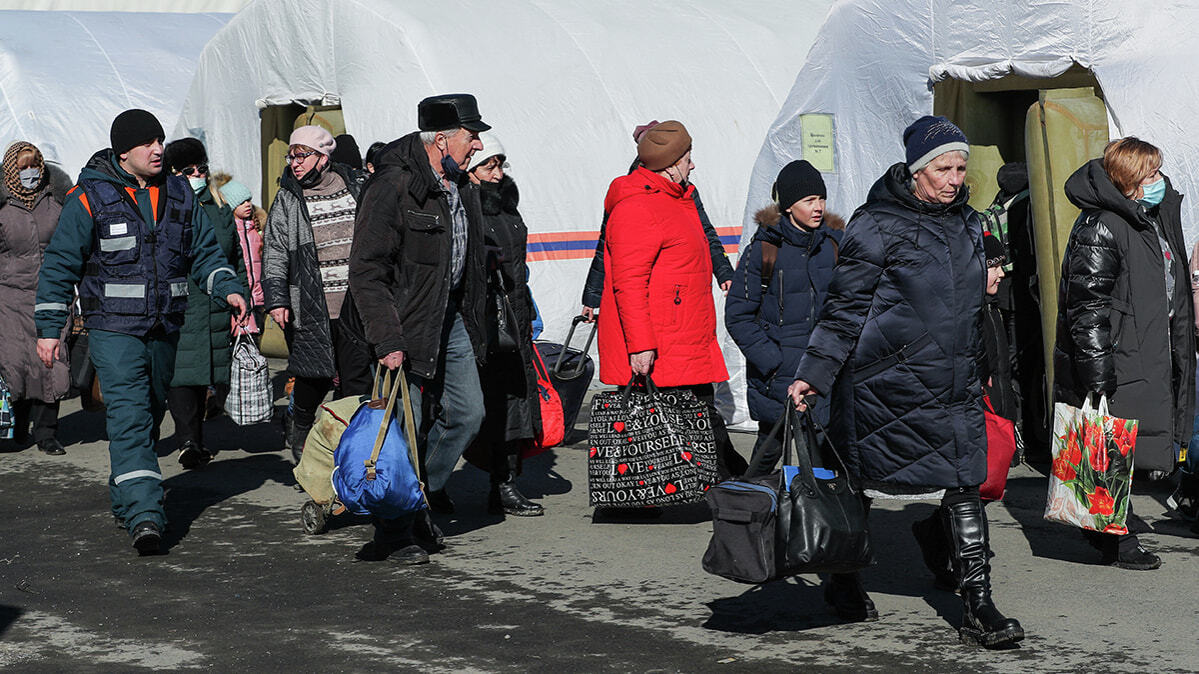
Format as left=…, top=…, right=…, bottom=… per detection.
left=262, top=125, right=372, bottom=461
left=1054, top=137, right=1195, bottom=570
left=466, top=133, right=545, bottom=516
left=0, top=142, right=70, bottom=454
left=162, top=138, right=249, bottom=469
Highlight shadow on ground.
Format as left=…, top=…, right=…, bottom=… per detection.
left=161, top=454, right=295, bottom=550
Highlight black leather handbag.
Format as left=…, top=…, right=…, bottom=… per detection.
left=776, top=410, right=874, bottom=575
left=702, top=409, right=872, bottom=583
left=487, top=269, right=520, bottom=354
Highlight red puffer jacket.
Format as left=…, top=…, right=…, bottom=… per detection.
left=598, top=167, right=729, bottom=387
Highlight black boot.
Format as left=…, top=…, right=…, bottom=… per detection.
left=357, top=515, right=429, bottom=565
left=912, top=508, right=957, bottom=591
left=942, top=498, right=1024, bottom=648
left=822, top=573, right=878, bottom=622
left=488, top=453, right=544, bottom=517
left=289, top=420, right=312, bottom=465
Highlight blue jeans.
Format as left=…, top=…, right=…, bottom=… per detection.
left=407, top=311, right=484, bottom=492
left=89, top=329, right=177, bottom=532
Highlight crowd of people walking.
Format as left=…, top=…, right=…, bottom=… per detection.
left=4, top=91, right=1199, bottom=651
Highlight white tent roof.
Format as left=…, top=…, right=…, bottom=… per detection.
left=0, top=10, right=229, bottom=176
left=179, top=0, right=836, bottom=427
left=748, top=0, right=1199, bottom=247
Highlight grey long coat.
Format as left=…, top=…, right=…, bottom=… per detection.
left=0, top=184, right=69, bottom=401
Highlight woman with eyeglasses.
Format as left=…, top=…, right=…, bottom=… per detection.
left=1054, top=137, right=1195, bottom=570
left=262, top=126, right=371, bottom=461
left=162, top=138, right=248, bottom=469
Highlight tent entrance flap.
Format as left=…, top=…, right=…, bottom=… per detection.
left=933, top=70, right=1108, bottom=463
left=259, top=103, right=346, bottom=209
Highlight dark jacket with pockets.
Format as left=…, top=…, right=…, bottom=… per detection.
left=348, top=132, right=487, bottom=379
left=476, top=175, right=539, bottom=442
left=796, top=163, right=987, bottom=492
left=1053, top=158, right=1195, bottom=471
left=725, top=205, right=840, bottom=424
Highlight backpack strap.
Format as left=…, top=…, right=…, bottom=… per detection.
left=760, top=239, right=779, bottom=293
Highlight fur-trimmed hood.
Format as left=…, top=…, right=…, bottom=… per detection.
left=753, top=203, right=844, bottom=230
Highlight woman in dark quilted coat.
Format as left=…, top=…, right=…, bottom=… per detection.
left=790, top=116, right=1023, bottom=648
left=1054, top=138, right=1195, bottom=571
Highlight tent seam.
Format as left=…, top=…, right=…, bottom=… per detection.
left=346, top=0, right=435, bottom=92
left=524, top=0, right=624, bottom=125
left=65, top=13, right=132, bottom=108
left=690, top=3, right=781, bottom=109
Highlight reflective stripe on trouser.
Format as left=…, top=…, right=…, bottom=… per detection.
left=89, top=328, right=178, bottom=532
left=407, top=311, right=485, bottom=492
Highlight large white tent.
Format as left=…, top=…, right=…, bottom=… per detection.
left=747, top=0, right=1199, bottom=246
left=0, top=10, right=230, bottom=177
left=178, top=0, right=837, bottom=427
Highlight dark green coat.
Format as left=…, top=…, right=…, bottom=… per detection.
left=171, top=186, right=248, bottom=387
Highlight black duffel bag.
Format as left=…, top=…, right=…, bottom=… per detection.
left=702, top=408, right=873, bottom=583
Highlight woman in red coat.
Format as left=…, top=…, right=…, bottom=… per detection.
left=598, top=120, right=747, bottom=478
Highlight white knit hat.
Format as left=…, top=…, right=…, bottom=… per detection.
left=467, top=131, right=506, bottom=172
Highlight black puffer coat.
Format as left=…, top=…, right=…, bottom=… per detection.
left=1054, top=159, right=1195, bottom=471
left=797, top=163, right=987, bottom=492
left=348, top=133, right=487, bottom=379
left=476, top=175, right=539, bottom=442
left=725, top=205, right=841, bottom=424
left=262, top=162, right=363, bottom=379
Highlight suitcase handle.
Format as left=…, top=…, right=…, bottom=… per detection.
left=554, top=314, right=597, bottom=380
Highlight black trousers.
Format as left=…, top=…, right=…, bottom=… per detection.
left=167, top=385, right=208, bottom=447
left=292, top=318, right=374, bottom=428
left=663, top=383, right=748, bottom=480
left=13, top=399, right=59, bottom=444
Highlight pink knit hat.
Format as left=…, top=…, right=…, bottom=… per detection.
left=289, top=125, right=337, bottom=156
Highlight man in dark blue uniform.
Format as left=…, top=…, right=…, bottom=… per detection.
left=34, top=109, right=248, bottom=555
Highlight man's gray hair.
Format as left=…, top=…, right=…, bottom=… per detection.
left=420, top=127, right=465, bottom=145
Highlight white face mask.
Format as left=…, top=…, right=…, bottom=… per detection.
left=188, top=176, right=207, bottom=193
left=18, top=168, right=41, bottom=190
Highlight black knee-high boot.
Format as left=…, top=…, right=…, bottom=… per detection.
left=942, top=495, right=1024, bottom=648
left=912, top=507, right=957, bottom=591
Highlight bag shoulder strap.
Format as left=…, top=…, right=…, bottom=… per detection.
left=760, top=239, right=779, bottom=292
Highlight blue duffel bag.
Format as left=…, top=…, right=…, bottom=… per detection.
left=332, top=367, right=426, bottom=518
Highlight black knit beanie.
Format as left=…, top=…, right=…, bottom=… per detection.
left=110, top=109, right=165, bottom=155
left=164, top=138, right=207, bottom=173
left=772, top=160, right=826, bottom=210
left=984, top=232, right=1007, bottom=268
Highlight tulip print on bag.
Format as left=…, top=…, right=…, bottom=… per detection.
left=1044, top=394, right=1137, bottom=534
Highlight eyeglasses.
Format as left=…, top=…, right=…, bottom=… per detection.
left=286, top=150, right=318, bottom=164
left=179, top=165, right=208, bottom=177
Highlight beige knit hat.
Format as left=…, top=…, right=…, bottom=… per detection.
left=636, top=120, right=692, bottom=171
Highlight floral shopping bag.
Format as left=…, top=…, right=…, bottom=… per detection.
left=1043, top=394, right=1137, bottom=534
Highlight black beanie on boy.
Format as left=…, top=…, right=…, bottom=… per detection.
left=772, top=160, right=826, bottom=210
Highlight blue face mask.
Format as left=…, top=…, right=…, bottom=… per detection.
left=1140, top=177, right=1165, bottom=207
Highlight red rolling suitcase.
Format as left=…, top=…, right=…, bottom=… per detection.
left=535, top=315, right=596, bottom=432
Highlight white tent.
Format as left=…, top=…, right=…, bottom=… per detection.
left=747, top=0, right=1199, bottom=246
left=178, top=0, right=836, bottom=428
left=0, top=10, right=230, bottom=177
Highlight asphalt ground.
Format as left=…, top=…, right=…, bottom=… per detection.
left=1, top=365, right=1197, bottom=672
